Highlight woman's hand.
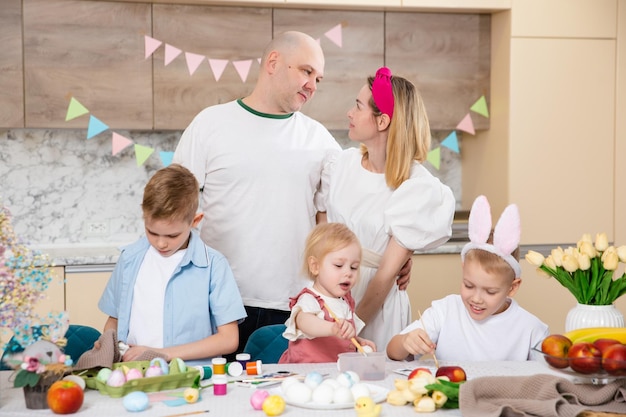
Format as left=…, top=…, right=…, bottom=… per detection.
left=396, top=257, right=412, bottom=291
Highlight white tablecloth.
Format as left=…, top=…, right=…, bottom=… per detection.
left=0, top=359, right=565, bottom=416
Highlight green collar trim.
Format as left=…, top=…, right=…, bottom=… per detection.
left=237, top=98, right=293, bottom=119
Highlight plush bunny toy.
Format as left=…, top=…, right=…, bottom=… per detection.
left=460, top=195, right=522, bottom=278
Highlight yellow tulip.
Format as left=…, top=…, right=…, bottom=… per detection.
left=184, top=387, right=199, bottom=403
left=578, top=241, right=597, bottom=259
left=562, top=254, right=579, bottom=273
left=544, top=255, right=557, bottom=270
left=577, top=253, right=591, bottom=271
left=617, top=245, right=626, bottom=263
left=579, top=233, right=593, bottom=246
left=595, top=232, right=609, bottom=252
left=551, top=247, right=564, bottom=267
left=602, top=247, right=619, bottom=271
left=525, top=250, right=545, bottom=267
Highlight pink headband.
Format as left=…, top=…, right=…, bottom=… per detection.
left=371, top=67, right=394, bottom=119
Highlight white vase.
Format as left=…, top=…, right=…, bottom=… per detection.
left=565, top=303, right=625, bottom=332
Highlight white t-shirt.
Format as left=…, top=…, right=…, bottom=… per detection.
left=174, top=100, right=340, bottom=311
left=127, top=246, right=185, bottom=347
left=400, top=294, right=549, bottom=361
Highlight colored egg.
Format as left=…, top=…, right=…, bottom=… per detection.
left=107, top=369, right=126, bottom=387
left=250, top=389, right=270, bottom=410
left=150, top=357, right=169, bottom=375
left=311, top=384, right=334, bottom=404
left=122, top=391, right=149, bottom=412
left=144, top=365, right=164, bottom=378
left=333, top=386, right=354, bottom=404
left=96, top=368, right=112, bottom=383
left=350, top=383, right=371, bottom=400
left=126, top=368, right=143, bottom=381
left=285, top=381, right=312, bottom=404
left=262, top=395, right=286, bottom=416
left=345, top=371, right=360, bottom=384
left=304, top=371, right=324, bottom=389
left=336, top=372, right=355, bottom=388
left=169, top=357, right=186, bottom=374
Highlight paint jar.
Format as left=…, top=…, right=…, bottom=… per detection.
left=246, top=360, right=263, bottom=375
left=226, top=361, right=243, bottom=377
left=212, top=357, right=226, bottom=375
left=213, top=375, right=227, bottom=396
left=193, top=365, right=213, bottom=380
left=236, top=353, right=251, bottom=369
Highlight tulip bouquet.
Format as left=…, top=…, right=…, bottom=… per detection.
left=525, top=233, right=626, bottom=305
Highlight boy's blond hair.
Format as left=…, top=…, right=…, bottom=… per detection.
left=302, top=223, right=361, bottom=280
left=464, top=232, right=520, bottom=282
left=142, top=163, right=199, bottom=223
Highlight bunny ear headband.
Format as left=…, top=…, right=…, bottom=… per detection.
left=460, top=195, right=522, bottom=278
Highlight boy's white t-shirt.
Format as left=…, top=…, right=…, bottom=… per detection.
left=127, top=246, right=186, bottom=347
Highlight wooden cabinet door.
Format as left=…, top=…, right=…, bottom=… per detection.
left=65, top=266, right=112, bottom=332
left=0, top=0, right=24, bottom=128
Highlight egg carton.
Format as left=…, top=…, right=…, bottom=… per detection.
left=77, top=360, right=200, bottom=397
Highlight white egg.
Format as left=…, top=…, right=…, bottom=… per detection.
left=362, top=345, right=374, bottom=353
left=321, top=378, right=340, bottom=389
left=350, top=382, right=371, bottom=400
left=304, top=371, right=324, bottom=389
left=333, top=386, right=354, bottom=404
left=346, top=371, right=360, bottom=384
left=311, top=384, right=334, bottom=404
left=336, top=372, right=356, bottom=388
left=285, top=381, right=312, bottom=404
left=280, top=376, right=300, bottom=393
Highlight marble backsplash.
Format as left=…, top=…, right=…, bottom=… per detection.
left=0, top=128, right=461, bottom=248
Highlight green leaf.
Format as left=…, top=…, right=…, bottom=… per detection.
left=13, top=370, right=41, bottom=388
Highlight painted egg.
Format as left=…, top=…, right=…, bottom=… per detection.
left=346, top=371, right=360, bottom=384
left=169, top=357, right=186, bottom=374
left=106, top=369, right=126, bottom=387
left=150, top=357, right=169, bottom=375
left=333, top=386, right=354, bottom=404
left=125, top=368, right=143, bottom=381
left=285, top=381, right=312, bottom=404
left=122, top=391, right=150, bottom=412
left=304, top=371, right=324, bottom=389
left=250, top=389, right=270, bottom=410
left=280, top=376, right=300, bottom=393
left=144, top=365, right=164, bottom=377
left=350, top=382, right=371, bottom=400
left=96, top=368, right=112, bottom=383
left=336, top=372, right=355, bottom=388
left=262, top=394, right=286, bottom=416
left=311, top=384, right=334, bottom=404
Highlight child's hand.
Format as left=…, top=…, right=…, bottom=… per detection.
left=402, top=328, right=436, bottom=356
left=332, top=319, right=356, bottom=340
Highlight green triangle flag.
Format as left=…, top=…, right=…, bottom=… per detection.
left=134, top=144, right=154, bottom=166
left=427, top=147, right=441, bottom=170
left=65, top=97, right=89, bottom=121
left=470, top=95, right=489, bottom=118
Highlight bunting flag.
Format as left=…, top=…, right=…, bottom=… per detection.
left=134, top=144, right=155, bottom=166
left=65, top=97, right=89, bottom=121
left=456, top=113, right=475, bottom=135
left=208, top=59, right=229, bottom=82
left=111, top=132, right=133, bottom=156
left=233, top=60, right=253, bottom=83
left=159, top=151, right=174, bottom=167
left=144, top=36, right=162, bottom=59
left=427, top=147, right=441, bottom=170
left=441, top=131, right=459, bottom=153
left=324, top=24, right=343, bottom=47
left=164, top=44, right=182, bottom=66
left=470, top=95, right=489, bottom=118
left=185, top=52, right=205, bottom=76
left=86, top=115, right=109, bottom=139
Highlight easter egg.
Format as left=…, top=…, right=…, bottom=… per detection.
left=311, top=384, right=334, bottom=404
left=144, top=365, right=164, bottom=377
left=350, top=382, right=371, bottom=400
left=126, top=368, right=143, bottom=381
left=280, top=376, right=300, bottom=393
left=320, top=378, right=340, bottom=389
left=262, top=395, right=286, bottom=416
left=333, top=386, right=354, bottom=404
left=150, top=357, right=169, bottom=375
left=362, top=345, right=374, bottom=354
left=345, top=371, right=360, bottom=384
left=250, top=389, right=270, bottom=410
left=122, top=391, right=149, bottom=412
left=106, top=369, right=126, bottom=387
left=169, top=357, right=186, bottom=374
left=96, top=368, right=112, bottom=383
left=62, top=374, right=86, bottom=391
left=285, top=381, right=312, bottom=404
left=336, top=372, right=356, bottom=388
left=304, top=371, right=324, bottom=389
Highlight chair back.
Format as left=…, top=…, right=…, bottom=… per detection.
left=243, top=324, right=288, bottom=364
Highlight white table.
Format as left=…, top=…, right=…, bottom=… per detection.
left=0, top=359, right=565, bottom=416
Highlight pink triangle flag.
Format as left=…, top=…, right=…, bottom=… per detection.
left=324, top=24, right=342, bottom=47
left=164, top=44, right=182, bottom=66
left=112, top=132, right=133, bottom=156
left=208, top=59, right=229, bottom=82
left=185, top=52, right=205, bottom=76
left=232, top=60, right=252, bottom=82
left=456, top=113, right=475, bottom=135
left=144, top=36, right=162, bottom=59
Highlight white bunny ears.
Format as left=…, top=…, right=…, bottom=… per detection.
left=460, top=195, right=522, bottom=278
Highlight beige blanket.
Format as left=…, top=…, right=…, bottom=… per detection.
left=459, top=374, right=626, bottom=417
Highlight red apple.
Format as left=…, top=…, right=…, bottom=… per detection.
left=541, top=334, right=573, bottom=369
left=435, top=366, right=467, bottom=382
left=47, top=380, right=84, bottom=414
left=408, top=367, right=432, bottom=380
left=601, top=343, right=626, bottom=376
left=567, top=342, right=602, bottom=374
left=593, top=338, right=621, bottom=355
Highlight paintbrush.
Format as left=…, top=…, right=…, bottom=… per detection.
left=164, top=410, right=210, bottom=417
left=323, top=303, right=367, bottom=356
left=417, top=309, right=439, bottom=368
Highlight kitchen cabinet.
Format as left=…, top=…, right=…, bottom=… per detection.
left=0, top=0, right=24, bottom=127
left=65, top=265, right=112, bottom=332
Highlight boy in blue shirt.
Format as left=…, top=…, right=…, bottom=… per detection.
left=99, top=164, right=246, bottom=364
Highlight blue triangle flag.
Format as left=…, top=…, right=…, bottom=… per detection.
left=86, top=115, right=109, bottom=139
left=160, top=151, right=174, bottom=167
left=441, top=131, right=459, bottom=153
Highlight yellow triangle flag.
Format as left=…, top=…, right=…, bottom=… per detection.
left=65, top=97, right=89, bottom=121
left=470, top=95, right=489, bottom=118
left=427, top=147, right=441, bottom=170
left=134, top=144, right=154, bottom=166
